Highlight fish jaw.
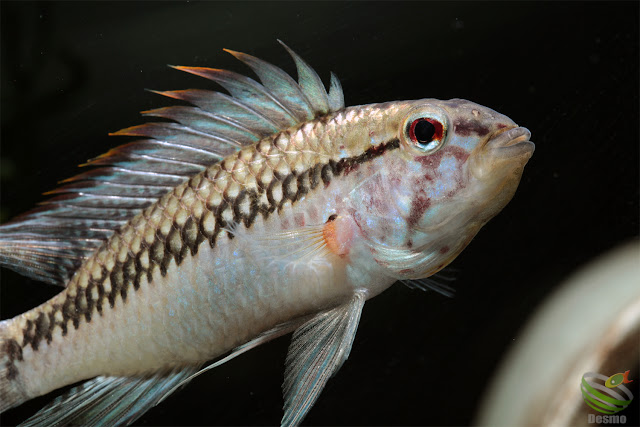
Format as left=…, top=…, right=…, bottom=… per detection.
left=471, top=126, right=535, bottom=180
left=467, top=125, right=535, bottom=223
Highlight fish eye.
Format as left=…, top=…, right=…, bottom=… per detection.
left=407, top=117, right=445, bottom=152
left=400, top=106, right=449, bottom=154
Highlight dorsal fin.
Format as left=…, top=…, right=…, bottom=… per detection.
left=0, top=42, right=345, bottom=286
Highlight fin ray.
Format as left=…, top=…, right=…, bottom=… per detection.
left=142, top=106, right=262, bottom=142
left=226, top=220, right=332, bottom=268
left=0, top=42, right=345, bottom=286
left=328, top=72, right=345, bottom=112
left=19, top=368, right=199, bottom=427
left=151, top=89, right=282, bottom=136
left=157, top=319, right=305, bottom=405
left=278, top=40, right=332, bottom=115
left=224, top=48, right=316, bottom=121
left=173, top=66, right=300, bottom=129
left=400, top=277, right=456, bottom=297
left=281, top=290, right=366, bottom=426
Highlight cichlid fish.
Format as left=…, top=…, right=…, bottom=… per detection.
left=0, top=41, right=534, bottom=426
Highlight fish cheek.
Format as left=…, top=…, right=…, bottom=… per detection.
left=407, top=195, right=432, bottom=228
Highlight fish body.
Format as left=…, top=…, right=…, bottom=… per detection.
left=0, top=43, right=534, bottom=425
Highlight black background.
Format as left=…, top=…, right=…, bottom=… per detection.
left=1, top=2, right=638, bottom=426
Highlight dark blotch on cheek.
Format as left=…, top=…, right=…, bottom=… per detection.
left=415, top=146, right=470, bottom=170
left=453, top=118, right=490, bottom=137
left=407, top=195, right=431, bottom=226
left=416, top=153, right=442, bottom=169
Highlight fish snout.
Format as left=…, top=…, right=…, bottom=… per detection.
left=469, top=126, right=534, bottom=182
left=485, top=126, right=535, bottom=160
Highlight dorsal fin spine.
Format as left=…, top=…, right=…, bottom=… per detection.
left=108, top=167, right=189, bottom=179
left=44, top=181, right=170, bottom=196
left=277, top=40, right=331, bottom=114
left=328, top=72, right=345, bottom=112
left=210, top=67, right=302, bottom=122
left=170, top=66, right=298, bottom=129
left=0, top=42, right=345, bottom=287
left=111, top=123, right=245, bottom=148
left=141, top=106, right=263, bottom=140
left=223, top=48, right=315, bottom=121
left=149, top=89, right=283, bottom=135
left=124, top=153, right=208, bottom=170
left=148, top=140, right=225, bottom=160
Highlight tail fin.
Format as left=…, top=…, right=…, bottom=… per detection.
left=0, top=320, right=29, bottom=413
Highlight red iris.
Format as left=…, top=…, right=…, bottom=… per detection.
left=409, top=118, right=443, bottom=146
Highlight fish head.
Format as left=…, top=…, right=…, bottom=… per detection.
left=348, top=99, right=534, bottom=282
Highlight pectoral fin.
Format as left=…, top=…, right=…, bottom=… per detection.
left=281, top=290, right=366, bottom=426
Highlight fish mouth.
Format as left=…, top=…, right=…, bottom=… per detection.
left=486, top=126, right=535, bottom=159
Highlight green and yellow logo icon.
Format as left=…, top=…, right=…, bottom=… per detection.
left=581, top=371, right=634, bottom=414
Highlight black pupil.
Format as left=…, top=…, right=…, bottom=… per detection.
left=415, top=119, right=435, bottom=143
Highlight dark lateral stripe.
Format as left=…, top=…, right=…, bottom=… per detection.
left=17, top=137, right=400, bottom=355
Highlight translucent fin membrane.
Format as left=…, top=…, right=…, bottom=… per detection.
left=0, top=42, right=344, bottom=286
left=278, top=40, right=331, bottom=115
left=224, top=48, right=316, bottom=121
left=282, top=291, right=366, bottom=426
left=157, top=319, right=304, bottom=405
left=20, top=367, right=199, bottom=427
left=400, top=277, right=456, bottom=298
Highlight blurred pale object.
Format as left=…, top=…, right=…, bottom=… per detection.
left=476, top=241, right=639, bottom=426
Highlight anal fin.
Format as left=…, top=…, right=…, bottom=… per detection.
left=19, top=367, right=199, bottom=427
left=157, top=319, right=304, bottom=405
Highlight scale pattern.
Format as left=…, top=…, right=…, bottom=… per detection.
left=3, top=106, right=400, bottom=379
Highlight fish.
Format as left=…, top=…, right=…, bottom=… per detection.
left=0, top=40, right=534, bottom=426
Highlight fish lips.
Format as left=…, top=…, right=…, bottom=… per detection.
left=486, top=126, right=535, bottom=160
